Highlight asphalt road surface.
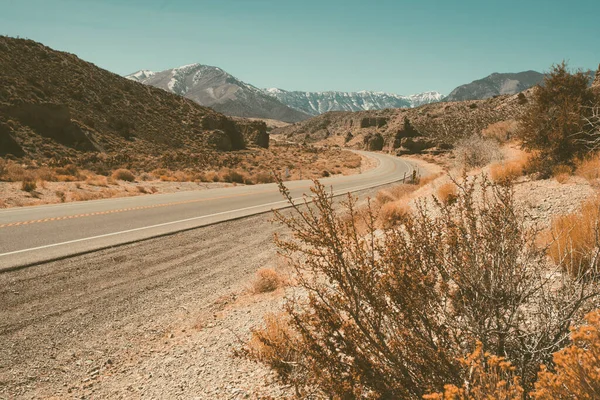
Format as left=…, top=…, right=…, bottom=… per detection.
left=0, top=151, right=414, bottom=271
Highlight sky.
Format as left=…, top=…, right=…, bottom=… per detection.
left=1, top=0, right=599, bottom=95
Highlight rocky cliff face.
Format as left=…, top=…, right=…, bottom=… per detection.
left=126, top=64, right=310, bottom=123
left=0, top=36, right=268, bottom=168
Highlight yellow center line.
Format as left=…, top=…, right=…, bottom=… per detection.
left=0, top=187, right=284, bottom=229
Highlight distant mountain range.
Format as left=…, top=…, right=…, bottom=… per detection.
left=443, top=71, right=545, bottom=102
left=263, top=89, right=443, bottom=116
left=126, top=64, right=310, bottom=123
left=126, top=65, right=443, bottom=121
left=127, top=64, right=595, bottom=121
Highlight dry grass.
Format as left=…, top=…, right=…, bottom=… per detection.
left=85, top=175, right=108, bottom=187
left=252, top=268, right=286, bottom=294
left=246, top=313, right=303, bottom=382
left=552, top=165, right=573, bottom=184
left=378, top=199, right=411, bottom=228
left=575, top=153, right=600, bottom=181
left=111, top=168, right=136, bottom=182
left=490, top=156, right=529, bottom=185
left=547, top=196, right=600, bottom=278
left=376, top=184, right=418, bottom=205
left=436, top=182, right=457, bottom=204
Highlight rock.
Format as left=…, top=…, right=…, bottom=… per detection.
left=4, top=102, right=100, bottom=151
left=360, top=117, right=388, bottom=128
left=364, top=133, right=384, bottom=151
left=235, top=120, right=269, bottom=148
left=0, top=122, right=24, bottom=157
left=400, top=136, right=436, bottom=153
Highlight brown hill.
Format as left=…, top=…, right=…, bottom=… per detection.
left=273, top=92, right=531, bottom=155
left=0, top=36, right=268, bottom=171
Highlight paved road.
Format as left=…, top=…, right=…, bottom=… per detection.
left=0, top=151, right=414, bottom=271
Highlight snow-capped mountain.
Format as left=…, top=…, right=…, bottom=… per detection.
left=263, top=89, right=443, bottom=116
left=126, top=64, right=310, bottom=123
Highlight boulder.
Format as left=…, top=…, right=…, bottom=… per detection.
left=360, top=117, right=388, bottom=129
left=236, top=120, right=269, bottom=148
left=6, top=102, right=99, bottom=151
left=400, top=136, right=436, bottom=153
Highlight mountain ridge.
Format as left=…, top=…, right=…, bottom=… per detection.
left=126, top=64, right=311, bottom=123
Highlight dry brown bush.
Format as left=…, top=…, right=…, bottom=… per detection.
left=246, top=313, right=306, bottom=385
left=0, top=162, right=28, bottom=182
left=436, top=182, right=457, bottom=204
left=490, top=159, right=528, bottom=185
left=482, top=120, right=519, bottom=143
left=552, top=164, right=573, bottom=184
left=253, top=171, right=275, bottom=184
left=112, top=168, right=135, bottom=182
left=21, top=178, right=36, bottom=192
left=575, top=152, right=600, bottom=181
left=547, top=196, right=600, bottom=278
left=454, top=134, right=503, bottom=170
left=250, top=176, right=600, bottom=398
left=376, top=184, right=417, bottom=205
left=86, top=175, right=108, bottom=187
left=252, top=268, right=286, bottom=294
left=378, top=198, right=411, bottom=228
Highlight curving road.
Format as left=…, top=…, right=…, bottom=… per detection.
left=0, top=151, right=414, bottom=271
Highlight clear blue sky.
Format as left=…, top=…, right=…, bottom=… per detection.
left=1, top=0, right=598, bottom=95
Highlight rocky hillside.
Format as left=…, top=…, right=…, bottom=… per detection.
left=273, top=92, right=531, bottom=156
left=126, top=64, right=310, bottom=123
left=263, top=89, right=443, bottom=116
left=0, top=37, right=269, bottom=170
left=444, top=71, right=544, bottom=102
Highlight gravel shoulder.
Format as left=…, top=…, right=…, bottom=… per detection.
left=0, top=177, right=407, bottom=399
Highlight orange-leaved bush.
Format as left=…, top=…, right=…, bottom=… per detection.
left=531, top=309, right=600, bottom=399
left=247, top=176, right=600, bottom=398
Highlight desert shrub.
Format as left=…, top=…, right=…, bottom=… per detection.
left=138, top=172, right=154, bottom=181
left=111, top=168, right=135, bottom=182
left=321, top=170, right=330, bottom=177
left=55, top=190, right=66, bottom=202
left=21, top=178, right=37, bottom=192
left=252, top=268, right=285, bottom=294
left=518, top=62, right=597, bottom=176
left=547, top=197, right=600, bottom=278
left=436, top=182, right=457, bottom=204
left=376, top=184, right=417, bottom=205
left=454, top=134, right=502, bottom=170
left=255, top=176, right=599, bottom=397
left=531, top=309, right=600, bottom=399
left=552, top=164, right=573, bottom=184
left=575, top=152, right=600, bottom=181
left=378, top=198, right=410, bottom=228
left=482, top=120, right=519, bottom=143
left=490, top=157, right=529, bottom=185
left=35, top=167, right=57, bottom=182
left=253, top=171, right=275, bottom=184
left=246, top=313, right=306, bottom=384
left=85, top=175, right=108, bottom=187
left=220, top=168, right=245, bottom=184
left=0, top=161, right=27, bottom=182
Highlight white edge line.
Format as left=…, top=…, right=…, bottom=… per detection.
left=0, top=160, right=412, bottom=259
